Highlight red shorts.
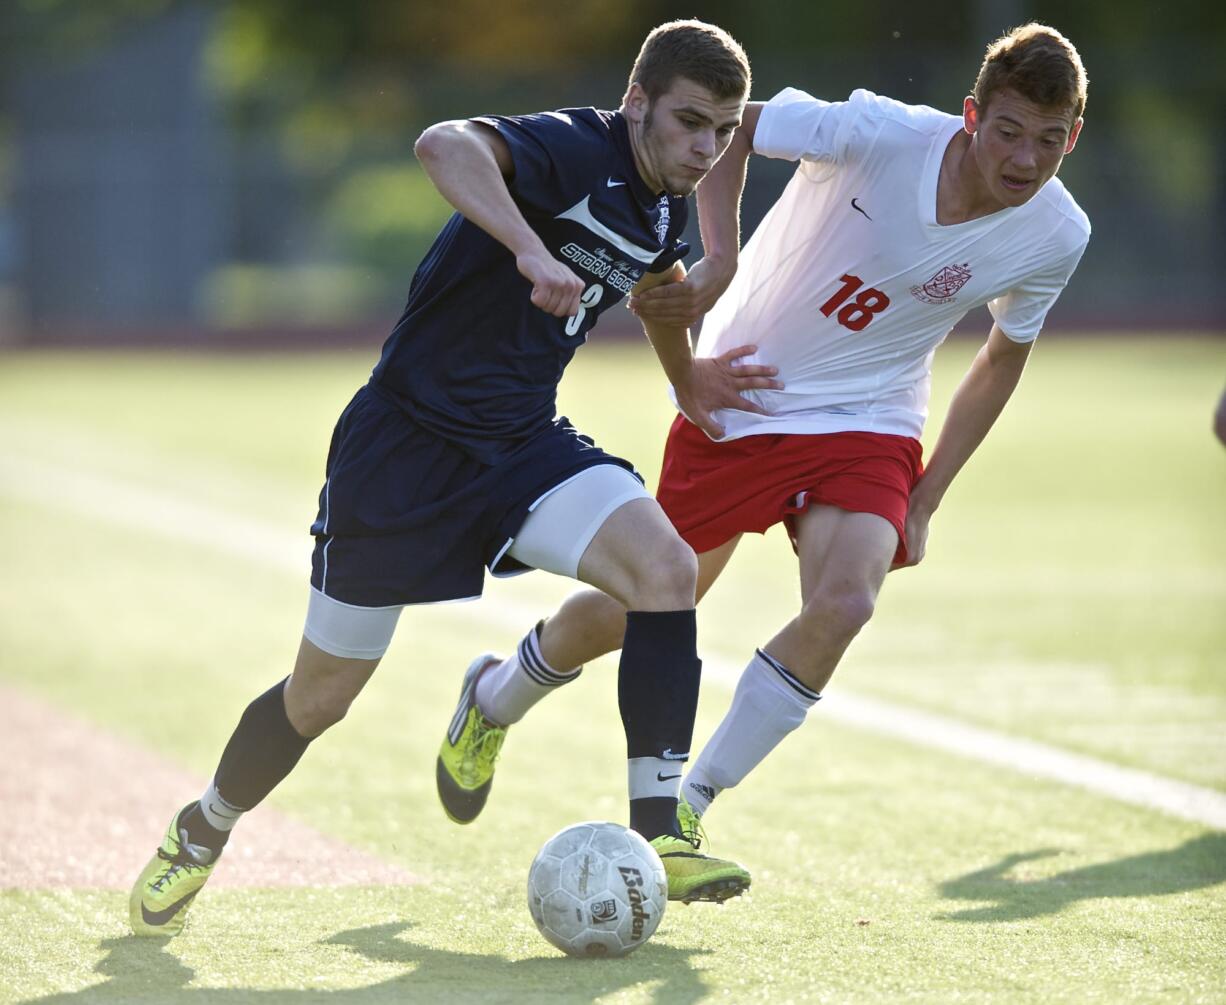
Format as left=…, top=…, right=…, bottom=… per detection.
left=655, top=415, right=924, bottom=566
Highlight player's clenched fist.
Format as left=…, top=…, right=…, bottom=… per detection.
left=517, top=250, right=584, bottom=318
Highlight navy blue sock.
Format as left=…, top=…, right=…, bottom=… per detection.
left=178, top=801, right=229, bottom=855
left=183, top=678, right=311, bottom=849
left=618, top=610, right=701, bottom=840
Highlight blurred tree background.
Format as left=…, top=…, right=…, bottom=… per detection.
left=0, top=0, right=1222, bottom=341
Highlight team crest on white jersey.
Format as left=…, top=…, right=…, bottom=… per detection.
left=655, top=196, right=670, bottom=243
left=910, top=263, right=972, bottom=304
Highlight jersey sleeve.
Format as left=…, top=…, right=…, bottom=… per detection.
left=752, top=87, right=897, bottom=167
left=988, top=236, right=1089, bottom=343
left=472, top=110, right=604, bottom=214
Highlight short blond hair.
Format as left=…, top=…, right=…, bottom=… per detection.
left=974, top=23, right=1088, bottom=122
left=628, top=20, right=751, bottom=104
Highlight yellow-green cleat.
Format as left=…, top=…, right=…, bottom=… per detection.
left=436, top=654, right=507, bottom=824
left=676, top=797, right=706, bottom=847
left=129, top=805, right=220, bottom=937
left=650, top=820, right=751, bottom=904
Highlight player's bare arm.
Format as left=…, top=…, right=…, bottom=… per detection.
left=634, top=262, right=780, bottom=439
left=414, top=119, right=583, bottom=318
left=630, top=102, right=765, bottom=328
left=900, top=324, right=1033, bottom=567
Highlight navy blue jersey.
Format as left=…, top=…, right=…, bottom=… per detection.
left=370, top=108, right=689, bottom=464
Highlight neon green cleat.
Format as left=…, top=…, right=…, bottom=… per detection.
left=676, top=797, right=706, bottom=847
left=129, top=805, right=220, bottom=937
left=436, top=653, right=507, bottom=824
left=650, top=831, right=751, bottom=904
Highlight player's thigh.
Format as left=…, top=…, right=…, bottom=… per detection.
left=695, top=535, right=741, bottom=604
left=290, top=587, right=398, bottom=706
left=793, top=505, right=898, bottom=605
left=507, top=463, right=652, bottom=581
left=576, top=496, right=697, bottom=607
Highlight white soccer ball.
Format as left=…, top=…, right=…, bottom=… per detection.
left=527, top=820, right=668, bottom=958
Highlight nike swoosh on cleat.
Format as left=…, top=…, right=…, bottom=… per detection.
left=657, top=772, right=681, bottom=782
left=141, top=891, right=199, bottom=927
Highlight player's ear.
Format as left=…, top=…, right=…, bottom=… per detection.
left=963, top=95, right=980, bottom=134
left=1065, top=117, right=1083, bottom=154
left=624, top=82, right=650, bottom=126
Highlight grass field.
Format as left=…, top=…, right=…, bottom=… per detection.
left=1, top=335, right=1224, bottom=1003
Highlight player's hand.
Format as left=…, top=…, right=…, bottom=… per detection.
left=517, top=250, right=584, bottom=318
left=896, top=498, right=934, bottom=570
left=674, top=345, right=782, bottom=439
left=628, top=256, right=737, bottom=327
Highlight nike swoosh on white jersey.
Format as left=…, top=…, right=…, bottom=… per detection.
left=556, top=195, right=658, bottom=261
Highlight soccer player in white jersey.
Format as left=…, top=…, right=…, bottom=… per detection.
left=452, top=24, right=1089, bottom=840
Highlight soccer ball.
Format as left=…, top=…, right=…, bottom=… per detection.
left=527, top=821, right=667, bottom=958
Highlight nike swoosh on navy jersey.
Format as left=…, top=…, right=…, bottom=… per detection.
left=607, top=177, right=627, bottom=187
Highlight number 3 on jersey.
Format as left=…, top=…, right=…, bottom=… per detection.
left=565, top=283, right=604, bottom=337
left=819, top=273, right=890, bottom=332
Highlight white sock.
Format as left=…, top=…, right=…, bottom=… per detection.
left=683, top=648, right=820, bottom=815
left=475, top=623, right=581, bottom=726
left=198, top=780, right=244, bottom=832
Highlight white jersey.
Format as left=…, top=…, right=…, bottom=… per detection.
left=687, top=87, right=1090, bottom=441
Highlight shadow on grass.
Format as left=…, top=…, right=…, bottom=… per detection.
left=936, top=831, right=1226, bottom=922
left=24, top=921, right=710, bottom=1004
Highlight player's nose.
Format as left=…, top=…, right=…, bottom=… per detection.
left=693, top=129, right=717, bottom=161
left=1012, top=140, right=1039, bottom=169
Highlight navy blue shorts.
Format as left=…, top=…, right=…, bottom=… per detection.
left=309, top=383, right=639, bottom=607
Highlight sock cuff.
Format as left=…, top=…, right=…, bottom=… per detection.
left=519, top=624, right=581, bottom=686
left=624, top=609, right=698, bottom=662
left=755, top=648, right=821, bottom=705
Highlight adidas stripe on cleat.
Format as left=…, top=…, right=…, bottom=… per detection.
left=436, top=653, right=507, bottom=824
left=650, top=833, right=751, bottom=904
left=129, top=804, right=220, bottom=937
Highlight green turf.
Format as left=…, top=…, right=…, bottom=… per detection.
left=1, top=337, right=1224, bottom=1002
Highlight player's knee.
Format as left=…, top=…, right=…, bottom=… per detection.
left=801, top=587, right=877, bottom=642
left=292, top=693, right=353, bottom=737
left=624, top=536, right=698, bottom=609
left=285, top=673, right=363, bottom=737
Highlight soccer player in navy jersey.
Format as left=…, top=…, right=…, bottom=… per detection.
left=459, top=24, right=1091, bottom=847
left=130, top=20, right=776, bottom=936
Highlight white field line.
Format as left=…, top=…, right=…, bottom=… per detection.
left=4, top=453, right=1226, bottom=832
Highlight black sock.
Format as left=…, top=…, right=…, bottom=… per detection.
left=203, top=678, right=312, bottom=829
left=618, top=610, right=701, bottom=840
left=178, top=801, right=230, bottom=855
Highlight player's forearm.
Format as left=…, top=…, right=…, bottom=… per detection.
left=696, top=105, right=759, bottom=271
left=640, top=318, right=696, bottom=391
left=414, top=123, right=545, bottom=260
left=912, top=332, right=1031, bottom=514
left=696, top=134, right=749, bottom=270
